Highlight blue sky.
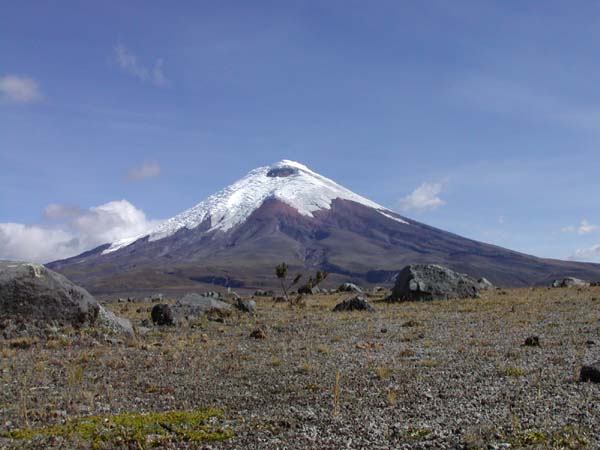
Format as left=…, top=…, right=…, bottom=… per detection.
left=2, top=0, right=600, bottom=263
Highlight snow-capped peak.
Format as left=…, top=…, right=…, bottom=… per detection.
left=103, top=160, right=407, bottom=254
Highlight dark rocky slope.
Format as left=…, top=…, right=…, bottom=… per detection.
left=48, top=198, right=600, bottom=296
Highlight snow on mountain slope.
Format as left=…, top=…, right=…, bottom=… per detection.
left=103, top=160, right=407, bottom=254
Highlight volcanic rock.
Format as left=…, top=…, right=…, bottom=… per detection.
left=524, top=336, right=540, bottom=347
left=151, top=304, right=174, bottom=326
left=580, top=362, right=600, bottom=383
left=254, top=290, right=273, bottom=297
left=478, top=277, right=495, bottom=290
left=0, top=260, right=133, bottom=335
left=0, top=261, right=99, bottom=326
left=338, top=283, right=363, bottom=294
left=552, top=277, right=590, bottom=288
left=389, top=264, right=480, bottom=302
left=249, top=328, right=267, bottom=339
left=177, top=293, right=232, bottom=312
left=234, top=298, right=256, bottom=313
left=332, top=295, right=376, bottom=312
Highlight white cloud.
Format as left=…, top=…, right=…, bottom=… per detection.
left=399, top=182, right=445, bottom=213
left=569, top=244, right=600, bottom=262
left=578, top=219, right=597, bottom=234
left=560, top=219, right=598, bottom=234
left=0, top=224, right=77, bottom=263
left=561, top=225, right=576, bottom=233
left=114, top=44, right=169, bottom=87
left=0, top=75, right=43, bottom=103
left=0, top=200, right=161, bottom=263
left=125, top=161, right=162, bottom=181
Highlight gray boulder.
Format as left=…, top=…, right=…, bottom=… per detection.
left=98, top=307, right=135, bottom=337
left=0, top=261, right=99, bottom=326
left=333, top=295, right=376, bottom=312
left=177, top=293, right=232, bottom=314
left=580, top=362, right=600, bottom=383
left=338, top=282, right=363, bottom=294
left=0, top=260, right=133, bottom=335
left=389, top=264, right=480, bottom=302
left=552, top=277, right=590, bottom=288
left=477, top=277, right=495, bottom=290
left=234, top=298, right=256, bottom=313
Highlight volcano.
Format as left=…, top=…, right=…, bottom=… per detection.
left=48, top=160, right=600, bottom=296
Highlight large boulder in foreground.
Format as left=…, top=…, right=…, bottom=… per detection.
left=389, top=264, right=480, bottom=302
left=1, top=261, right=99, bottom=325
left=0, top=260, right=133, bottom=336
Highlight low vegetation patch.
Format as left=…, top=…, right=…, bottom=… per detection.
left=499, top=365, right=526, bottom=377
left=3, top=408, right=232, bottom=449
left=508, top=425, right=589, bottom=448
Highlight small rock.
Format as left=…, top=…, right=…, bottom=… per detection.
left=524, top=336, right=540, bottom=347
left=177, top=293, right=232, bottom=312
left=580, top=362, right=600, bottom=382
left=552, top=277, right=590, bottom=288
left=208, top=316, right=225, bottom=323
left=249, top=328, right=266, bottom=339
left=298, top=285, right=321, bottom=295
left=254, top=290, right=273, bottom=297
left=151, top=304, right=174, bottom=326
left=98, top=307, right=135, bottom=337
left=235, top=298, right=256, bottom=313
left=337, top=282, right=363, bottom=293
left=477, top=277, right=495, bottom=290
left=332, top=295, right=376, bottom=312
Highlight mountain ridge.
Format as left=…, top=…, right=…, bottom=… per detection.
left=103, top=159, right=407, bottom=255
left=47, top=160, right=600, bottom=296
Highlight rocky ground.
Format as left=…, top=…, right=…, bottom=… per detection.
left=1, top=286, right=599, bottom=449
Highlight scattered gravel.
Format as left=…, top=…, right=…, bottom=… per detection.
left=1, top=287, right=599, bottom=449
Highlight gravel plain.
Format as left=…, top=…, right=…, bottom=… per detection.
left=1, top=286, right=599, bottom=449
